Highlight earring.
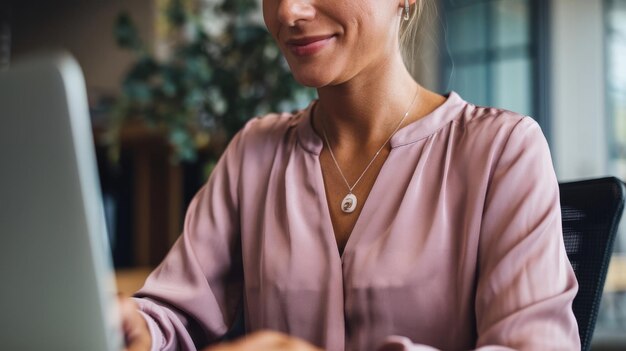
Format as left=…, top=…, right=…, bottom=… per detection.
left=404, top=0, right=410, bottom=21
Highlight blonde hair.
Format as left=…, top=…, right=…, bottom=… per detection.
left=399, top=0, right=433, bottom=77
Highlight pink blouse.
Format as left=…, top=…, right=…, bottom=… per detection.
left=134, top=92, right=580, bottom=351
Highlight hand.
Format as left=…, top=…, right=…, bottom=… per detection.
left=118, top=295, right=152, bottom=351
left=204, top=331, right=324, bottom=351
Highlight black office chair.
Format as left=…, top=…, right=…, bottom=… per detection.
left=560, top=177, right=626, bottom=351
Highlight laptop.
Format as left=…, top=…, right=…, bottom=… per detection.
left=0, top=53, right=123, bottom=351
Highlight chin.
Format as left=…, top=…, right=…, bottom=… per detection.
left=288, top=65, right=341, bottom=88
left=292, top=74, right=330, bottom=88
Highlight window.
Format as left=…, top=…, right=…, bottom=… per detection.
left=607, top=0, right=626, bottom=178
left=441, top=0, right=547, bottom=132
left=598, top=0, right=626, bottom=339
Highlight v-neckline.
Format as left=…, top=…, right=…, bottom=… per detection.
left=314, top=148, right=393, bottom=261
left=296, top=93, right=461, bottom=261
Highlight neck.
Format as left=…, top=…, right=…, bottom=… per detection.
left=314, top=54, right=419, bottom=150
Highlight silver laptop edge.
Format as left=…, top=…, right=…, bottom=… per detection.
left=0, top=53, right=122, bottom=350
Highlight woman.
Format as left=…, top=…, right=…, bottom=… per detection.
left=120, top=0, right=580, bottom=350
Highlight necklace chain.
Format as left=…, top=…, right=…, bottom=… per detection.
left=321, top=87, right=420, bottom=197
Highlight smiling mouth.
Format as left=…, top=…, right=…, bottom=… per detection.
left=285, top=35, right=336, bottom=57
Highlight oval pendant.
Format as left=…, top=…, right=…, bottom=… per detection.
left=341, top=193, right=358, bottom=213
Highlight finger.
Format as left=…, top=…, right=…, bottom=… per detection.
left=125, top=335, right=151, bottom=351
left=243, top=330, right=292, bottom=348
left=206, top=331, right=288, bottom=351
left=117, top=298, right=151, bottom=351
left=229, top=331, right=321, bottom=351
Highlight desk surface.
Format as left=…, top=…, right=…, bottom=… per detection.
left=115, top=267, right=152, bottom=295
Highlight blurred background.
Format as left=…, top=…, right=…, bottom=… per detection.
left=1, top=0, right=625, bottom=348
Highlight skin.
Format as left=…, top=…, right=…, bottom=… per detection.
left=119, top=296, right=151, bottom=351
left=122, top=0, right=446, bottom=350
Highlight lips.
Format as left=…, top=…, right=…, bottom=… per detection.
left=285, top=35, right=336, bottom=57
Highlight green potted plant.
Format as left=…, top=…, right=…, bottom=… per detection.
left=110, top=0, right=314, bottom=165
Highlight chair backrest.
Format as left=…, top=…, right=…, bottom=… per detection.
left=560, top=177, right=626, bottom=351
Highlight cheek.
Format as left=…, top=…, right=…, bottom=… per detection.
left=344, top=3, right=392, bottom=49
left=358, top=13, right=398, bottom=56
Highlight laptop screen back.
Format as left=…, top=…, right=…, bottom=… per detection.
left=0, top=54, right=122, bottom=351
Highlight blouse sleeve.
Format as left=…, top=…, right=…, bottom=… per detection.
left=377, top=117, right=580, bottom=351
left=132, top=128, right=246, bottom=351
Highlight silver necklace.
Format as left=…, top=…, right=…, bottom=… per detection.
left=321, top=87, right=420, bottom=214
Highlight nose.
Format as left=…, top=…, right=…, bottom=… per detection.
left=277, top=0, right=315, bottom=27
